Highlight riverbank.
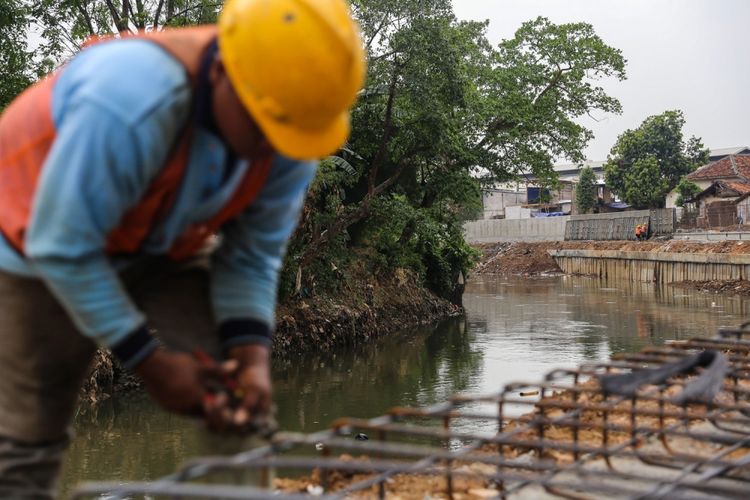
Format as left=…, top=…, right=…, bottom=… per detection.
left=476, top=240, right=750, bottom=289
left=80, top=269, right=461, bottom=404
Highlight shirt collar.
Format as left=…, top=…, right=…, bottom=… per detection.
left=194, top=39, right=219, bottom=134
left=194, top=39, right=238, bottom=173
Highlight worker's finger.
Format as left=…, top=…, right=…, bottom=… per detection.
left=203, top=391, right=231, bottom=432
left=233, top=407, right=250, bottom=427
left=241, top=386, right=262, bottom=414
left=253, top=387, right=272, bottom=415
left=219, top=359, right=240, bottom=375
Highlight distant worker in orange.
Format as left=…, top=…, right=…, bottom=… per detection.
left=0, top=0, right=366, bottom=496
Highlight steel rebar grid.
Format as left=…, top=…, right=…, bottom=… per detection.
left=73, top=324, right=750, bottom=499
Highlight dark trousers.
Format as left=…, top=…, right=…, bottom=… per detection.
left=0, top=257, right=221, bottom=498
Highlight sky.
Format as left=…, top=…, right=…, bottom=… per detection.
left=451, top=0, right=750, bottom=162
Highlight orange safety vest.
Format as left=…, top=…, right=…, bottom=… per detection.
left=0, top=26, right=273, bottom=260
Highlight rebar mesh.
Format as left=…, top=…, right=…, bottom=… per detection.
left=73, top=323, right=750, bottom=499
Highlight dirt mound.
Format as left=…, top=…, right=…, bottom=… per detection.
left=672, top=279, right=750, bottom=296
left=475, top=242, right=565, bottom=275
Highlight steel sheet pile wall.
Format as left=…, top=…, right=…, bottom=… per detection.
left=550, top=249, right=750, bottom=283
left=565, top=209, right=675, bottom=241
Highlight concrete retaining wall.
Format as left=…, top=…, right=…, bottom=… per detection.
left=464, top=217, right=569, bottom=243
left=673, top=232, right=750, bottom=242
left=550, top=249, right=750, bottom=283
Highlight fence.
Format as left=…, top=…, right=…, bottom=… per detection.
left=679, top=204, right=750, bottom=231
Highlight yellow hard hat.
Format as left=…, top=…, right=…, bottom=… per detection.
left=218, top=0, right=366, bottom=160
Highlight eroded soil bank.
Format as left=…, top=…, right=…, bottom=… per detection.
left=80, top=270, right=461, bottom=403
left=475, top=240, right=750, bottom=294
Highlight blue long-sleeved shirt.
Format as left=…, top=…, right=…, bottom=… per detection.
left=0, top=38, right=316, bottom=364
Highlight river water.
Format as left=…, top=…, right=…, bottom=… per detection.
left=59, top=275, right=749, bottom=494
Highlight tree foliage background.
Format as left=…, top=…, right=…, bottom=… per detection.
left=575, top=166, right=597, bottom=214
left=1, top=1, right=35, bottom=109
left=604, top=110, right=709, bottom=209
left=675, top=177, right=702, bottom=208
left=5, top=0, right=627, bottom=300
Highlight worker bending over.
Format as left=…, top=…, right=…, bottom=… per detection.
left=0, top=0, right=365, bottom=496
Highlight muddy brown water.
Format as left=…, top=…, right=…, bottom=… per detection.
left=59, top=275, right=749, bottom=495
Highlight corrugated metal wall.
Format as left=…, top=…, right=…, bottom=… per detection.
left=565, top=209, right=676, bottom=241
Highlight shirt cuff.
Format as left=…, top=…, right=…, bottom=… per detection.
left=111, top=325, right=160, bottom=370
left=219, top=318, right=272, bottom=351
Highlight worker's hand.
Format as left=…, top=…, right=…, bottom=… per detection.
left=134, top=348, right=235, bottom=417
left=226, top=344, right=273, bottom=429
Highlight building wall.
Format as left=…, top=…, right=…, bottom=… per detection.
left=737, top=197, right=750, bottom=224
left=481, top=190, right=526, bottom=219
left=505, top=206, right=533, bottom=219
left=554, top=183, right=575, bottom=204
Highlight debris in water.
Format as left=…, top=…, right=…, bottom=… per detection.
left=306, top=484, right=324, bottom=496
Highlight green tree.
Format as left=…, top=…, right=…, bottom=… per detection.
left=1, top=1, right=34, bottom=109
left=26, top=1, right=221, bottom=61
left=675, top=177, right=702, bottom=207
left=294, top=0, right=488, bottom=295
left=604, top=110, right=709, bottom=209
left=478, top=17, right=626, bottom=184
left=575, top=166, right=597, bottom=214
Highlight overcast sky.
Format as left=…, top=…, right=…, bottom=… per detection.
left=452, top=0, right=750, bottom=162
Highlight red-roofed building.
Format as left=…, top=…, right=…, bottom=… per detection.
left=690, top=179, right=750, bottom=228
left=666, top=153, right=750, bottom=208
left=687, top=155, right=750, bottom=183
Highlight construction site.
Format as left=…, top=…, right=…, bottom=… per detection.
left=72, top=322, right=750, bottom=499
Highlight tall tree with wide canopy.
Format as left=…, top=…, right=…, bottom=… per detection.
left=477, top=17, right=626, bottom=184
left=297, top=7, right=627, bottom=269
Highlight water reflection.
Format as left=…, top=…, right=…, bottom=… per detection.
left=60, top=317, right=482, bottom=494
left=463, top=275, right=748, bottom=395
left=60, top=275, right=750, bottom=494
left=272, top=317, right=483, bottom=431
